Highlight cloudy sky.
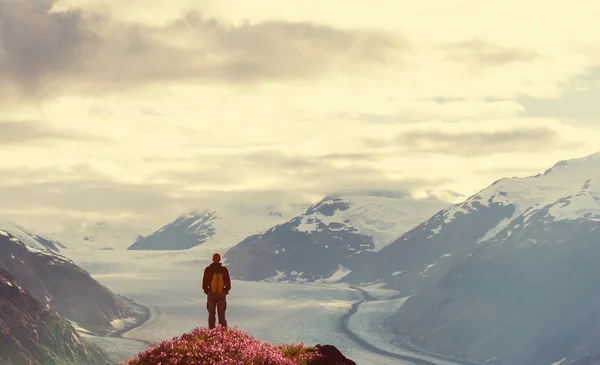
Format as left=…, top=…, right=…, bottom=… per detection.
left=1, top=0, right=599, bottom=231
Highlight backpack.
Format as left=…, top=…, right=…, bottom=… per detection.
left=210, top=271, right=224, bottom=294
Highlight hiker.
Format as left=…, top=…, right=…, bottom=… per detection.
left=202, top=253, right=231, bottom=329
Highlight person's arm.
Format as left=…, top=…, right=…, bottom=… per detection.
left=202, top=267, right=210, bottom=294
left=223, top=267, right=231, bottom=294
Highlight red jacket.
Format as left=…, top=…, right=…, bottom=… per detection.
left=202, top=262, right=231, bottom=294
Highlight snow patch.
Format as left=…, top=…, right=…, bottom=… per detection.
left=291, top=196, right=448, bottom=252
left=315, top=264, right=351, bottom=284
left=295, top=218, right=320, bottom=233
left=264, top=271, right=286, bottom=282
left=110, top=317, right=138, bottom=332
left=420, top=263, right=437, bottom=277
left=477, top=215, right=518, bottom=243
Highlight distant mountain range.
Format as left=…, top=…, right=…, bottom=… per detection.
left=224, top=194, right=450, bottom=282
left=46, top=220, right=151, bottom=250
left=127, top=203, right=309, bottom=250
left=0, top=217, right=152, bottom=251
left=5, top=150, right=600, bottom=365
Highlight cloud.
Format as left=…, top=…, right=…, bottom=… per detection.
left=0, top=180, right=179, bottom=213
left=519, top=67, right=600, bottom=124
left=0, top=0, right=404, bottom=98
left=440, top=39, right=540, bottom=69
left=0, top=120, right=99, bottom=145
left=392, top=126, right=573, bottom=156
left=153, top=148, right=452, bottom=195
left=354, top=99, right=526, bottom=124
left=0, top=0, right=95, bottom=96
left=0, top=154, right=452, bottom=229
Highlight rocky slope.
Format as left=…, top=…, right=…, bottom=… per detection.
left=128, top=203, right=308, bottom=250
left=224, top=194, right=449, bottom=282
left=0, top=230, right=130, bottom=334
left=381, top=152, right=600, bottom=365
left=0, top=268, right=108, bottom=365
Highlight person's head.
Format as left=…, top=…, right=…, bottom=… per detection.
left=212, top=253, right=221, bottom=263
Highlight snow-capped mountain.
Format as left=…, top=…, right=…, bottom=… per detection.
left=0, top=230, right=131, bottom=334
left=348, top=152, right=600, bottom=365
left=344, top=152, right=600, bottom=292
left=0, top=218, right=66, bottom=252
left=128, top=203, right=309, bottom=250
left=224, top=194, right=450, bottom=282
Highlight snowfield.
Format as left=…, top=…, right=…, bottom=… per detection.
left=293, top=195, right=448, bottom=251
left=442, top=153, right=600, bottom=229
left=129, top=203, right=309, bottom=250
left=66, top=247, right=459, bottom=365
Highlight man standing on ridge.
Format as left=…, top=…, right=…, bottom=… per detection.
left=202, top=253, right=231, bottom=329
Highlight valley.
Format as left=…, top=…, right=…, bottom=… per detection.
left=2, top=154, right=600, bottom=364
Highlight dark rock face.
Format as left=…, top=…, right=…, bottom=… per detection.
left=0, top=232, right=129, bottom=333
left=305, top=198, right=351, bottom=216
left=224, top=198, right=375, bottom=282
left=0, top=268, right=107, bottom=365
left=308, top=344, right=356, bottom=365
left=30, top=233, right=66, bottom=252
left=392, top=214, right=600, bottom=365
left=128, top=211, right=217, bottom=250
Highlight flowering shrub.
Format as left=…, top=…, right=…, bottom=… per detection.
left=122, top=326, right=323, bottom=365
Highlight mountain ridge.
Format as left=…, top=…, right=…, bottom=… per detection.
left=0, top=267, right=109, bottom=365
left=348, top=152, right=600, bottom=365
left=0, top=230, right=132, bottom=334
left=224, top=194, right=450, bottom=283
left=127, top=203, right=309, bottom=250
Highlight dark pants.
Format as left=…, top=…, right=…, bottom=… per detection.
left=206, top=292, right=227, bottom=329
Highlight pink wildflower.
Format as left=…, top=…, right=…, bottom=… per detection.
left=122, top=326, right=322, bottom=365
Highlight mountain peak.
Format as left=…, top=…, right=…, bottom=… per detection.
left=224, top=194, right=450, bottom=282
left=448, top=152, right=600, bottom=228
left=541, top=151, right=600, bottom=176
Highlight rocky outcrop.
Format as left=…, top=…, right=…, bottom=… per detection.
left=308, top=344, right=357, bottom=365
left=0, top=231, right=129, bottom=334
left=0, top=268, right=108, bottom=365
